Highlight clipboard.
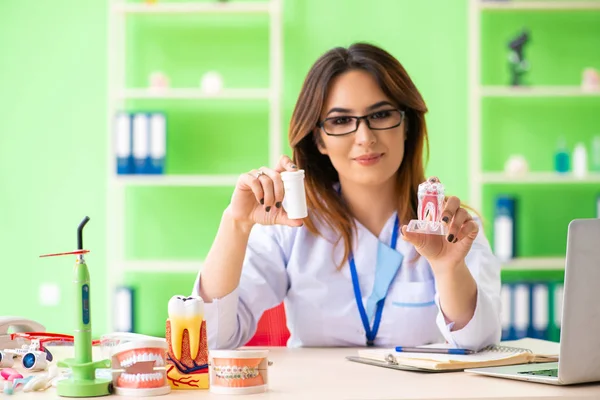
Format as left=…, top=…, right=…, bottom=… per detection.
left=350, top=341, right=557, bottom=372
left=345, top=356, right=449, bottom=373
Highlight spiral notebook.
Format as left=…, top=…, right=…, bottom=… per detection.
left=352, top=339, right=559, bottom=372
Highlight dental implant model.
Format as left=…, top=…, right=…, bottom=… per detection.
left=165, top=295, right=209, bottom=389
left=406, top=178, right=448, bottom=236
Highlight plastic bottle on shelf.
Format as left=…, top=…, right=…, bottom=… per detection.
left=494, top=196, right=516, bottom=263
left=554, top=137, right=569, bottom=174
left=572, top=142, right=588, bottom=179
left=591, top=135, right=600, bottom=173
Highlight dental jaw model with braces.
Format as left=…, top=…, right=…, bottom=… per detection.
left=165, top=295, right=209, bottom=390
left=101, top=333, right=170, bottom=397
left=209, top=350, right=270, bottom=395
left=406, top=178, right=448, bottom=236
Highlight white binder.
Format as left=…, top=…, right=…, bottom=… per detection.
left=132, top=113, right=150, bottom=174
left=115, top=112, right=132, bottom=174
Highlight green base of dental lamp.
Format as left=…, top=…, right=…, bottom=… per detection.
left=57, top=359, right=112, bottom=397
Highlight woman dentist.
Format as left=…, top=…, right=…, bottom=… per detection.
left=192, top=43, right=502, bottom=350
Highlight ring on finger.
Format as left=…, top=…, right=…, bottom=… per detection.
left=255, top=170, right=266, bottom=179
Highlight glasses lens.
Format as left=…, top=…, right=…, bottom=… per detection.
left=322, top=110, right=403, bottom=135
left=323, top=116, right=357, bottom=136
left=368, top=109, right=402, bottom=130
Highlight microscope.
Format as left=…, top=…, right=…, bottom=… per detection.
left=508, top=30, right=530, bottom=86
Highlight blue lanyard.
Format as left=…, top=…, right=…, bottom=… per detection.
left=349, top=215, right=400, bottom=346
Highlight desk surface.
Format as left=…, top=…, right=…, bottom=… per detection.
left=10, top=343, right=600, bottom=400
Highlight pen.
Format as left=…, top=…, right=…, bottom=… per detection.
left=395, top=346, right=475, bottom=355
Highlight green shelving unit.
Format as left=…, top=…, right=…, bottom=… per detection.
left=105, top=0, right=284, bottom=334
left=469, top=0, right=600, bottom=341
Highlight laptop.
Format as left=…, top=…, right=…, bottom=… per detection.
left=466, top=218, right=600, bottom=385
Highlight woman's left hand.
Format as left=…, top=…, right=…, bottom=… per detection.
left=401, top=183, right=479, bottom=274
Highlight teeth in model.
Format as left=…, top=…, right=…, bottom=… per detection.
left=120, top=372, right=164, bottom=382
left=168, top=295, right=204, bottom=360
left=119, top=352, right=165, bottom=368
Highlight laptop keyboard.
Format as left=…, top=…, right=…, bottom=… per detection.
left=518, top=368, right=558, bottom=377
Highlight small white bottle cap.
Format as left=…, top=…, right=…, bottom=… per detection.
left=280, top=169, right=308, bottom=220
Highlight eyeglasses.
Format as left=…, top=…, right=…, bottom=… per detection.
left=317, top=109, right=405, bottom=136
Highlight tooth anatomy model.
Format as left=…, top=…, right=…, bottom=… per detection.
left=166, top=295, right=209, bottom=389
left=406, top=178, right=448, bottom=236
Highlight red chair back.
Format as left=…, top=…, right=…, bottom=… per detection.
left=245, top=303, right=290, bottom=346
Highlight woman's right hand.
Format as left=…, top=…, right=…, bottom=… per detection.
left=226, top=155, right=304, bottom=229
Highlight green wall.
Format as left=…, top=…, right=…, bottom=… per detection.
left=0, top=0, right=109, bottom=333
left=2, top=0, right=528, bottom=337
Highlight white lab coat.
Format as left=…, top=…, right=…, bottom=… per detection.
left=192, top=211, right=502, bottom=351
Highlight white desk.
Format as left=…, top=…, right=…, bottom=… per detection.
left=9, top=344, right=600, bottom=400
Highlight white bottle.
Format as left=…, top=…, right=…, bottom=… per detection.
left=572, top=142, right=588, bottom=179
left=494, top=197, right=515, bottom=263
left=280, top=170, right=308, bottom=219
left=591, top=135, right=600, bottom=172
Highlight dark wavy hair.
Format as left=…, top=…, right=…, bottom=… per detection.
left=289, top=43, right=430, bottom=268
